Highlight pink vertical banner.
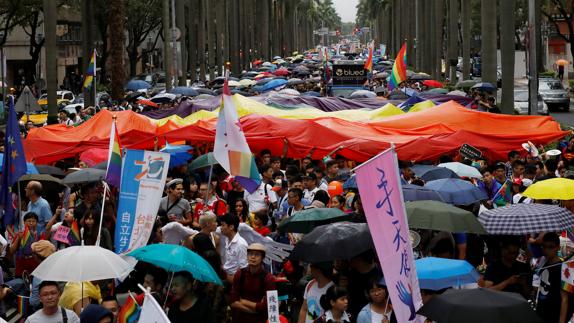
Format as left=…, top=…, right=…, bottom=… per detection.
left=355, top=147, right=423, bottom=323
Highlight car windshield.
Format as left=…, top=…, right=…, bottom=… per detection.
left=514, top=91, right=528, bottom=101
left=540, top=80, right=564, bottom=90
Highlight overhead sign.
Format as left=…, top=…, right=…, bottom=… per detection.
left=459, top=143, right=483, bottom=160
left=332, top=61, right=368, bottom=87
left=15, top=86, right=42, bottom=113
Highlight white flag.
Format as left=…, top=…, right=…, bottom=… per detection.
left=138, top=292, right=170, bottom=323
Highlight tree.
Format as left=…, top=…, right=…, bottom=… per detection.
left=481, top=0, right=498, bottom=85
left=541, top=0, right=574, bottom=62
left=108, top=0, right=126, bottom=100
left=500, top=0, right=515, bottom=114
left=125, top=0, right=162, bottom=77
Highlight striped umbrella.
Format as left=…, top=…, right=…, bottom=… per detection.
left=478, top=204, right=574, bottom=235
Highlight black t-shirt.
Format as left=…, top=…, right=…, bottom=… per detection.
left=484, top=260, right=531, bottom=297
left=168, top=296, right=215, bottom=323
left=536, top=260, right=562, bottom=323
left=347, top=266, right=382, bottom=322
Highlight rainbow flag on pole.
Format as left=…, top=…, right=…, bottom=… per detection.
left=17, top=295, right=29, bottom=316
left=105, top=119, right=122, bottom=187
left=213, top=73, right=261, bottom=193
left=83, top=50, right=96, bottom=90
left=388, top=43, right=407, bottom=91
left=118, top=292, right=144, bottom=323
left=364, top=41, right=374, bottom=72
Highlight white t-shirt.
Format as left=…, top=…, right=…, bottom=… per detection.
left=371, top=309, right=385, bottom=323
left=223, top=233, right=248, bottom=275
left=303, top=279, right=335, bottom=323
left=303, top=187, right=319, bottom=201
left=513, top=193, right=532, bottom=204
left=244, top=183, right=277, bottom=213
left=25, top=308, right=80, bottom=323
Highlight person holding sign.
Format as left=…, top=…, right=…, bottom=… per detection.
left=230, top=243, right=276, bottom=323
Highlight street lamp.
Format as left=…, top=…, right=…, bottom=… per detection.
left=36, top=33, right=44, bottom=81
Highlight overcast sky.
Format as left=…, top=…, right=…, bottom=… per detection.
left=332, top=0, right=359, bottom=23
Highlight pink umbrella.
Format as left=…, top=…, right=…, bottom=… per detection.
left=80, top=148, right=109, bottom=167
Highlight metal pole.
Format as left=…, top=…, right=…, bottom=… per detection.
left=171, top=0, right=178, bottom=86
left=205, top=164, right=213, bottom=205
left=1, top=47, right=5, bottom=121
left=528, top=0, right=538, bottom=115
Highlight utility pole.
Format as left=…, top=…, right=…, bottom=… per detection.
left=44, top=0, right=57, bottom=124
left=163, top=0, right=173, bottom=90
left=528, top=0, right=538, bottom=115
left=170, top=0, right=179, bottom=86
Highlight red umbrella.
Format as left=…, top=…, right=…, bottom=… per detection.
left=80, top=148, right=108, bottom=167
left=273, top=68, right=290, bottom=76
left=253, top=59, right=263, bottom=66
left=137, top=99, right=159, bottom=108
left=423, top=80, right=443, bottom=88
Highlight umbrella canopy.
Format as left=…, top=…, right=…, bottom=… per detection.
left=416, top=257, right=480, bottom=290
left=273, top=67, right=290, bottom=76
left=522, top=178, right=574, bottom=200
left=417, top=288, right=543, bottom=323
left=239, top=79, right=257, bottom=87
left=127, top=244, right=222, bottom=285
left=16, top=174, right=65, bottom=196
left=349, top=90, right=376, bottom=99
left=556, top=59, right=569, bottom=66
left=424, top=178, right=487, bottom=205
left=455, top=80, right=479, bottom=89
left=471, top=82, right=497, bottom=92
left=278, top=89, right=300, bottom=96
left=151, top=93, right=177, bottom=103
left=32, top=245, right=134, bottom=282
left=478, top=204, right=574, bottom=235
left=259, top=78, right=288, bottom=92
left=424, top=88, right=449, bottom=95
left=402, top=184, right=444, bottom=202
left=410, top=73, right=432, bottom=81
left=79, top=148, right=108, bottom=167
left=137, top=98, right=159, bottom=108
left=412, top=165, right=460, bottom=182
left=189, top=152, right=218, bottom=171
left=423, top=80, right=443, bottom=88
left=278, top=208, right=349, bottom=234
left=160, top=142, right=193, bottom=167
left=287, top=78, right=304, bottom=85
left=290, top=222, right=374, bottom=262
left=448, top=90, right=467, bottom=96
left=406, top=200, right=487, bottom=234
left=374, top=71, right=389, bottom=79
left=438, top=162, right=482, bottom=179
left=63, top=168, right=106, bottom=185
left=168, top=87, right=200, bottom=97
left=125, top=79, right=152, bottom=91
left=34, top=165, right=65, bottom=177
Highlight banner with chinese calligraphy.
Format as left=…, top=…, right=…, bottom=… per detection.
left=114, top=149, right=170, bottom=254
left=355, top=147, right=423, bottom=323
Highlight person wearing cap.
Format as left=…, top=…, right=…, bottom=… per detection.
left=512, top=178, right=533, bottom=204
left=230, top=243, right=276, bottom=323
left=158, top=178, right=192, bottom=224
left=303, top=173, right=320, bottom=201
left=298, top=262, right=335, bottom=323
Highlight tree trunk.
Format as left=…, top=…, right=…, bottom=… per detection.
left=435, top=0, right=444, bottom=80
left=176, top=0, right=187, bottom=85
left=448, top=0, right=459, bottom=84
left=415, top=0, right=422, bottom=71
left=206, top=0, right=215, bottom=80
left=44, top=0, right=58, bottom=124
left=128, top=46, right=138, bottom=78
left=162, top=0, right=173, bottom=88
left=108, top=0, right=126, bottom=100
left=215, top=0, right=225, bottom=76
left=198, top=0, right=206, bottom=81
left=481, top=0, right=497, bottom=85
left=229, top=0, right=240, bottom=75
left=188, top=0, right=197, bottom=81
left=500, top=0, right=515, bottom=114
left=461, top=0, right=471, bottom=79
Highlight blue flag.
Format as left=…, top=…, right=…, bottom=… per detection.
left=1, top=97, right=27, bottom=227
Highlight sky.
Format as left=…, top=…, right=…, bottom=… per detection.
left=332, top=0, right=359, bottom=23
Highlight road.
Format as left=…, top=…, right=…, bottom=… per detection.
left=550, top=101, right=574, bottom=129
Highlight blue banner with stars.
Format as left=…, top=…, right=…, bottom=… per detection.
left=0, top=97, right=27, bottom=227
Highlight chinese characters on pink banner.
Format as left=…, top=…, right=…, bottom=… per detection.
left=355, top=148, right=423, bottom=323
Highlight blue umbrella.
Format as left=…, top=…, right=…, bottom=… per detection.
left=169, top=87, right=200, bottom=97
left=403, top=184, right=444, bottom=202
left=343, top=175, right=356, bottom=190
left=471, top=82, right=497, bottom=92
left=424, top=178, right=487, bottom=205
left=127, top=244, right=222, bottom=285
left=125, top=79, right=152, bottom=91
left=416, top=257, right=480, bottom=290
left=260, top=78, right=288, bottom=92
left=0, top=153, right=38, bottom=174
left=412, top=165, right=460, bottom=182
left=160, top=142, right=193, bottom=168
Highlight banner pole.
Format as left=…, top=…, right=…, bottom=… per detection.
left=95, top=180, right=108, bottom=247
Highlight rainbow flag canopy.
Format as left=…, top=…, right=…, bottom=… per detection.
left=105, top=120, right=122, bottom=187
left=388, top=43, right=407, bottom=91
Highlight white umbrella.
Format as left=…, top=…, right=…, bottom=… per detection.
left=438, top=162, right=482, bottom=179
left=228, top=80, right=241, bottom=87
left=32, top=245, right=134, bottom=282
left=278, top=89, right=300, bottom=96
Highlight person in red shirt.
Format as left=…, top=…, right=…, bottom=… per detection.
left=193, top=182, right=227, bottom=227
left=252, top=210, right=271, bottom=236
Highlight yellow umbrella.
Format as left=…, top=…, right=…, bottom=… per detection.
left=556, top=59, right=569, bottom=66
left=523, top=178, right=574, bottom=200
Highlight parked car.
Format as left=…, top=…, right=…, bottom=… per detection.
left=539, top=77, right=570, bottom=111
left=514, top=90, right=548, bottom=115
left=37, top=90, right=75, bottom=108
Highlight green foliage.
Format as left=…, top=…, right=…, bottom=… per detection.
left=540, top=70, right=557, bottom=78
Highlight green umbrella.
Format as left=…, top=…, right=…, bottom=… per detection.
left=425, top=88, right=449, bottom=95
left=189, top=152, right=218, bottom=171
left=278, top=208, right=349, bottom=234
left=455, top=79, right=479, bottom=90
left=406, top=200, right=486, bottom=234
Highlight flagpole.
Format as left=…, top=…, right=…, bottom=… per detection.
left=95, top=180, right=108, bottom=247
left=93, top=49, right=97, bottom=108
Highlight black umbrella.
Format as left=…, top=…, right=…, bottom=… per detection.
left=388, top=90, right=409, bottom=100
left=63, top=168, right=106, bottom=185
left=124, top=91, right=145, bottom=102
left=417, top=288, right=543, bottom=323
left=289, top=222, right=374, bottom=262
left=411, top=165, right=460, bottom=182
left=35, top=165, right=66, bottom=177
left=15, top=174, right=66, bottom=197
left=193, top=88, right=216, bottom=96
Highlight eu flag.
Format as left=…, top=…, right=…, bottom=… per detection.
left=0, top=97, right=27, bottom=227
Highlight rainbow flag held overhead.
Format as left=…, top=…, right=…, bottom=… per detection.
left=19, top=225, right=33, bottom=255
left=17, top=295, right=29, bottom=316
left=388, top=43, right=407, bottom=91
left=83, top=50, right=96, bottom=90
left=68, top=220, right=81, bottom=246
left=364, top=41, right=374, bottom=72
left=118, top=292, right=144, bottom=323
left=105, top=119, right=122, bottom=187
left=213, top=74, right=261, bottom=193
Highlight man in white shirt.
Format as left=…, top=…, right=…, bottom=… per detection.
left=26, top=281, right=80, bottom=323
left=220, top=214, right=248, bottom=283
left=302, top=173, right=320, bottom=201
left=245, top=181, right=277, bottom=214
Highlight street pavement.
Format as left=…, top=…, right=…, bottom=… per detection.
left=550, top=101, right=574, bottom=129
